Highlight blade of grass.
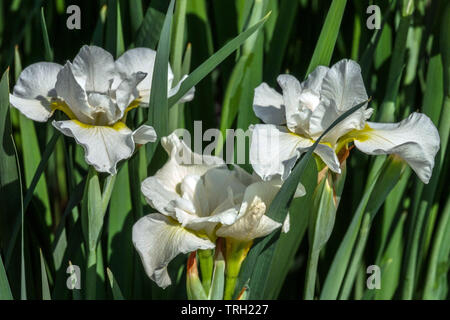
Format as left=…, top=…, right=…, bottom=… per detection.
left=146, top=0, right=174, bottom=149
left=0, top=255, right=13, bottom=299
left=39, top=248, right=51, bottom=300
left=40, top=7, right=53, bottom=61
left=5, top=132, right=60, bottom=267
left=0, top=68, right=21, bottom=272
left=107, top=268, right=125, bottom=300
left=305, top=0, right=347, bottom=75
left=105, top=0, right=124, bottom=58
left=135, top=0, right=168, bottom=49
left=167, top=12, right=271, bottom=108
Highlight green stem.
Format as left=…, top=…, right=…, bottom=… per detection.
left=198, top=249, right=214, bottom=294
left=85, top=248, right=97, bottom=300
left=224, top=239, right=252, bottom=300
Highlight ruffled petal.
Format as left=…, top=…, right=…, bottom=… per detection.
left=115, top=72, right=147, bottom=117
left=141, top=133, right=225, bottom=215
left=10, top=62, right=62, bottom=122
left=277, top=74, right=309, bottom=135
left=312, top=59, right=370, bottom=144
left=353, top=113, right=440, bottom=184
left=115, top=48, right=174, bottom=103
left=320, top=59, right=368, bottom=112
left=253, top=83, right=286, bottom=125
left=314, top=143, right=341, bottom=174
left=55, top=62, right=94, bottom=123
left=52, top=120, right=135, bottom=175
left=132, top=125, right=157, bottom=144
left=132, top=213, right=215, bottom=288
left=71, top=45, right=118, bottom=93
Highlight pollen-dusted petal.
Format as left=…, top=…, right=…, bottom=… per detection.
left=132, top=213, right=215, bottom=289
left=52, top=119, right=135, bottom=175
left=353, top=112, right=440, bottom=184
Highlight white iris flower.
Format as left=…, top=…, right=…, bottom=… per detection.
left=250, top=59, right=440, bottom=183
left=132, top=133, right=302, bottom=288
left=10, top=45, right=194, bottom=175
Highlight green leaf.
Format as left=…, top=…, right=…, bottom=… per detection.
left=167, top=11, right=271, bottom=108
left=107, top=268, right=125, bottom=300
left=105, top=0, right=125, bottom=58
left=129, top=0, right=144, bottom=35
left=0, top=254, right=13, bottom=300
left=107, top=164, right=134, bottom=299
left=0, top=68, right=21, bottom=268
left=262, top=159, right=317, bottom=299
left=208, top=251, right=225, bottom=300
left=40, top=7, right=53, bottom=61
left=304, top=173, right=337, bottom=300
left=305, top=0, right=347, bottom=75
left=320, top=156, right=405, bottom=299
left=5, top=132, right=60, bottom=267
left=39, top=249, right=51, bottom=300
left=135, top=0, right=168, bottom=49
left=264, top=0, right=299, bottom=82
left=92, top=5, right=107, bottom=46
left=147, top=0, right=175, bottom=147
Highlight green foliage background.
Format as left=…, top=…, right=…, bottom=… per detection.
left=0, top=0, right=448, bottom=300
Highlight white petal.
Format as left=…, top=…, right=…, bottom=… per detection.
left=52, top=120, right=134, bottom=175
left=132, top=125, right=157, bottom=145
left=161, top=132, right=225, bottom=166
left=314, top=143, right=341, bottom=174
left=309, top=59, right=370, bottom=144
left=10, top=62, right=62, bottom=122
left=277, top=74, right=308, bottom=134
left=282, top=214, right=290, bottom=233
left=250, top=124, right=310, bottom=181
left=13, top=62, right=61, bottom=99
left=216, top=191, right=281, bottom=241
left=168, top=74, right=195, bottom=103
left=301, top=66, right=329, bottom=93
left=115, top=48, right=174, bottom=102
left=9, top=95, right=53, bottom=122
left=141, top=133, right=225, bottom=215
left=71, top=45, right=117, bottom=93
left=132, top=213, right=215, bottom=288
left=321, top=59, right=368, bottom=112
left=269, top=177, right=306, bottom=198
left=353, top=113, right=440, bottom=184
left=115, top=72, right=147, bottom=116
left=55, top=62, right=94, bottom=123
left=253, top=83, right=286, bottom=125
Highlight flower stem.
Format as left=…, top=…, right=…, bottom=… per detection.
left=223, top=238, right=252, bottom=300
left=198, top=249, right=214, bottom=294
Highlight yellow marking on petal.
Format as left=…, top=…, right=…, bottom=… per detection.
left=71, top=119, right=129, bottom=131
left=50, top=100, right=77, bottom=120
left=336, top=123, right=373, bottom=153
left=288, top=131, right=333, bottom=149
